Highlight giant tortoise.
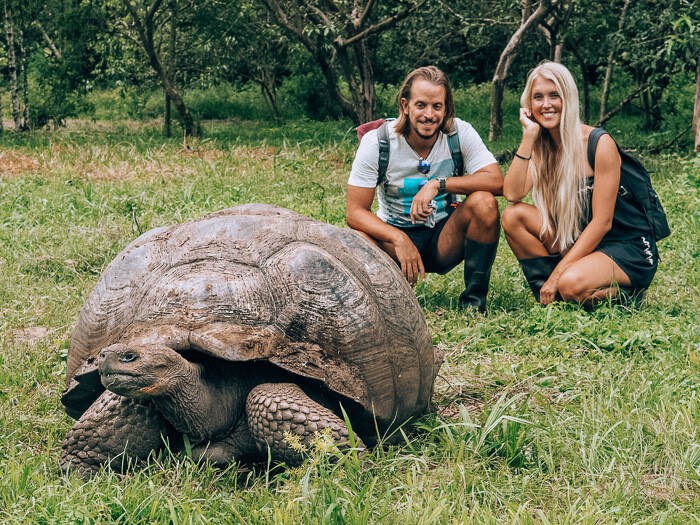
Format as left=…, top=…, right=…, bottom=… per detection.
left=60, top=204, right=441, bottom=476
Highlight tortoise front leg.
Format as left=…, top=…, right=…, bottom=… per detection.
left=60, top=390, right=167, bottom=477
left=245, top=382, right=364, bottom=465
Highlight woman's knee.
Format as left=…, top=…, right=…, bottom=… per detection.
left=501, top=202, right=531, bottom=234
left=557, top=268, right=590, bottom=302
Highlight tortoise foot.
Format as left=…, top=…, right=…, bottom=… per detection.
left=246, top=382, right=364, bottom=465
left=60, top=390, right=167, bottom=478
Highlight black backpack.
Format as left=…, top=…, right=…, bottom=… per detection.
left=357, top=118, right=464, bottom=187
left=587, top=128, right=670, bottom=241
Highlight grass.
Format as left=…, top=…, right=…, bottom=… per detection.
left=0, top=109, right=699, bottom=523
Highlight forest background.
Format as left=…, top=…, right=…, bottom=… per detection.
left=1, top=0, right=700, bottom=523
left=0, top=0, right=698, bottom=149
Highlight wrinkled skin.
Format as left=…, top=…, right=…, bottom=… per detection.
left=61, top=343, right=359, bottom=477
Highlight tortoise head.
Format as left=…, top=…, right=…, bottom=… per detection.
left=98, top=343, right=191, bottom=399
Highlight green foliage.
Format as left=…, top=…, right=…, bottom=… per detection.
left=27, top=56, right=93, bottom=128
left=0, top=117, right=699, bottom=522
left=86, top=84, right=277, bottom=122
left=280, top=69, right=346, bottom=121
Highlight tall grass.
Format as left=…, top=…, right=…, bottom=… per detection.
left=0, top=113, right=698, bottom=523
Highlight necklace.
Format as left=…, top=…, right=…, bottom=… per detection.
left=405, top=136, right=438, bottom=161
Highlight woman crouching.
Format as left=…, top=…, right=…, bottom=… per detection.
left=502, top=61, right=658, bottom=307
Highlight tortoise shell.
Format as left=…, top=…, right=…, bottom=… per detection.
left=62, top=204, right=440, bottom=441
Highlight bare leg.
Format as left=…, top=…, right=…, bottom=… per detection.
left=431, top=192, right=500, bottom=311
left=60, top=390, right=167, bottom=478
left=434, top=191, right=500, bottom=267
left=246, top=383, right=363, bottom=466
left=557, top=252, right=632, bottom=306
left=501, top=202, right=557, bottom=258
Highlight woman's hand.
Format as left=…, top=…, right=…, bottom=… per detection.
left=539, top=274, right=560, bottom=305
left=519, top=108, right=540, bottom=140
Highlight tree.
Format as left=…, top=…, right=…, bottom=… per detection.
left=662, top=2, right=700, bottom=150
left=489, top=0, right=556, bottom=141
left=260, top=0, right=424, bottom=124
left=598, top=0, right=631, bottom=124
left=187, top=0, right=290, bottom=121
left=119, top=0, right=197, bottom=136
left=607, top=0, right=685, bottom=131
left=3, top=0, right=27, bottom=130
left=537, top=0, right=574, bottom=61
left=696, top=60, right=700, bottom=151
left=163, top=0, right=176, bottom=137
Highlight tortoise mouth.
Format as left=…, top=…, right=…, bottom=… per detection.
left=100, top=371, right=151, bottom=394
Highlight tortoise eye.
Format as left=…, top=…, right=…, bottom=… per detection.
left=120, top=352, right=137, bottom=363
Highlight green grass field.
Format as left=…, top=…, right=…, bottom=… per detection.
left=1, top=114, right=699, bottom=524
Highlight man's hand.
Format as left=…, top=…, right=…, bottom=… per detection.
left=394, top=235, right=425, bottom=286
left=410, top=180, right=439, bottom=224
left=346, top=184, right=426, bottom=286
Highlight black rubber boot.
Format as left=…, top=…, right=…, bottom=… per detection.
left=518, top=254, right=562, bottom=303
left=459, top=239, right=499, bottom=313
left=616, top=286, right=645, bottom=309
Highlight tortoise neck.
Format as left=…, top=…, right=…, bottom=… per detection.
left=152, top=361, right=249, bottom=442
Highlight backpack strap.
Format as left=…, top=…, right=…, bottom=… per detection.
left=376, top=122, right=463, bottom=187
left=376, top=121, right=391, bottom=187
left=447, top=129, right=464, bottom=177
left=586, top=127, right=608, bottom=169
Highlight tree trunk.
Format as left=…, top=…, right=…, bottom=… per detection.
left=34, top=21, right=62, bottom=59
left=489, top=0, right=553, bottom=141
left=164, top=92, right=172, bottom=137
left=642, top=77, right=668, bottom=131
left=335, top=39, right=376, bottom=124
left=260, top=0, right=418, bottom=125
left=259, top=82, right=282, bottom=121
left=3, top=0, right=21, bottom=130
left=569, top=45, right=590, bottom=123
left=599, top=0, right=631, bottom=124
left=17, top=21, right=28, bottom=130
left=122, top=0, right=197, bottom=137
left=694, top=58, right=700, bottom=152
left=490, top=80, right=506, bottom=142
left=164, top=0, right=176, bottom=137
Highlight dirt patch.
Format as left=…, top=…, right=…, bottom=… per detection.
left=639, top=472, right=699, bottom=502
left=0, top=149, right=40, bottom=177
left=12, top=326, right=51, bottom=346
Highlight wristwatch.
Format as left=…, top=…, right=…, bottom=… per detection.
left=437, top=176, right=448, bottom=195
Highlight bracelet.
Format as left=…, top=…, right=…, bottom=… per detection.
left=514, top=152, right=531, bottom=161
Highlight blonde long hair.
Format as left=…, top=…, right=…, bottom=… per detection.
left=521, top=61, right=586, bottom=252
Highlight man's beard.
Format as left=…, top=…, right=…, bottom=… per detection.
left=413, top=120, right=440, bottom=140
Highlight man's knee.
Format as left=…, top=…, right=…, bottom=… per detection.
left=462, top=191, right=499, bottom=225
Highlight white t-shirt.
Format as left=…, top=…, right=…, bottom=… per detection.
left=348, top=118, right=497, bottom=228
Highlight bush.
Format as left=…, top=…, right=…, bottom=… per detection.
left=27, top=55, right=94, bottom=128
left=185, top=85, right=273, bottom=120
left=280, top=71, right=345, bottom=121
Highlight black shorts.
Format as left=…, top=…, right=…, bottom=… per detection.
left=596, top=234, right=658, bottom=290
left=399, top=208, right=459, bottom=274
